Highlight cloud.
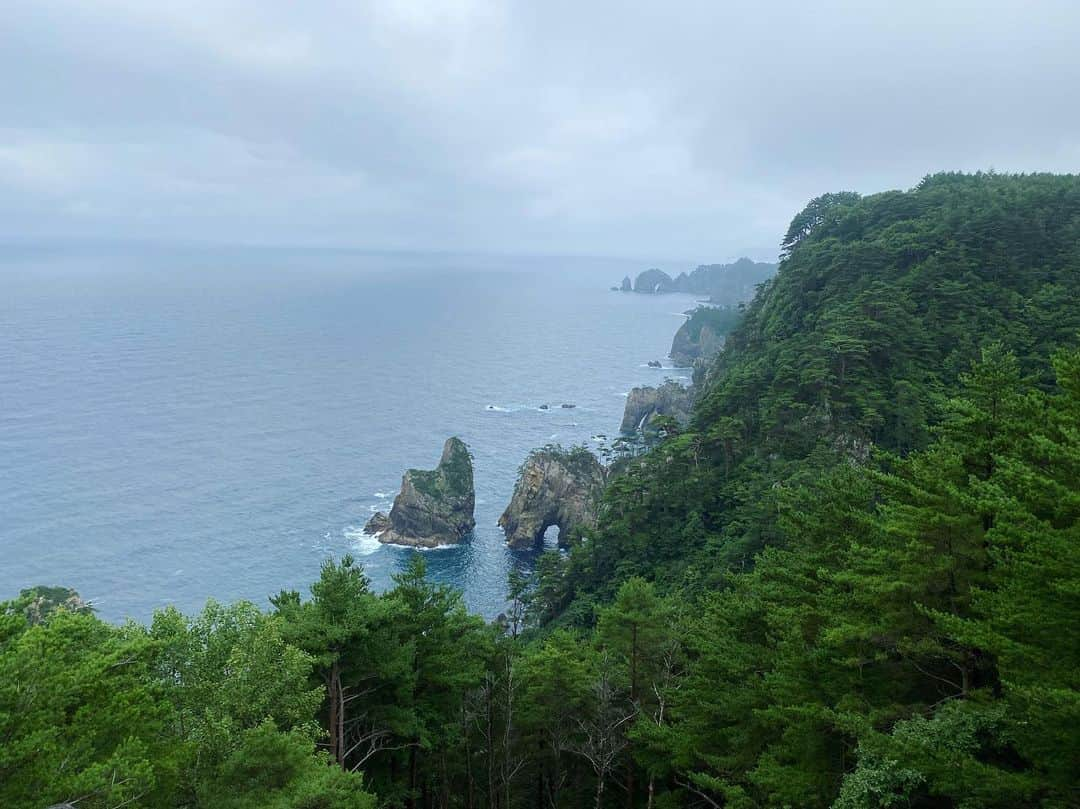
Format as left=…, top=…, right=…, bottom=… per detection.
left=1, top=0, right=1078, bottom=259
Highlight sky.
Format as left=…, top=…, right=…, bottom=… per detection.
left=2, top=1, right=1079, bottom=261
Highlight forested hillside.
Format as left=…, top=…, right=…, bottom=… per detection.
left=2, top=172, right=1078, bottom=808
left=555, top=172, right=1080, bottom=611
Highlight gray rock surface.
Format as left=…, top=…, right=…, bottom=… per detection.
left=368, top=437, right=475, bottom=547
left=670, top=321, right=725, bottom=367
left=499, top=446, right=606, bottom=548
left=620, top=380, right=693, bottom=434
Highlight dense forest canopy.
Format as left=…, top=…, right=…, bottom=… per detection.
left=2, top=172, right=1078, bottom=808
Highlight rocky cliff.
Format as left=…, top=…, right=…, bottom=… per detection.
left=669, top=306, right=741, bottom=366
left=366, top=437, right=476, bottom=547
left=622, top=258, right=776, bottom=304
left=498, top=446, right=607, bottom=549
left=620, top=380, right=693, bottom=434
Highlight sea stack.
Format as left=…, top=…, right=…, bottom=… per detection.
left=499, top=446, right=607, bottom=549
left=365, top=437, right=476, bottom=547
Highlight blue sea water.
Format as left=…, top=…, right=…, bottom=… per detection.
left=0, top=246, right=698, bottom=623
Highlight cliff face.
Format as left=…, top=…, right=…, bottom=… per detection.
left=670, top=321, right=724, bottom=367
left=366, top=437, right=476, bottom=547
left=620, top=380, right=693, bottom=434
left=498, top=447, right=606, bottom=549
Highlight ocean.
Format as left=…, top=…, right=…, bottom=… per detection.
left=0, top=246, right=699, bottom=622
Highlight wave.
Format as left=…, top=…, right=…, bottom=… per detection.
left=485, top=403, right=553, bottom=413
left=344, top=525, right=457, bottom=553
left=373, top=491, right=390, bottom=499
left=343, top=525, right=383, bottom=556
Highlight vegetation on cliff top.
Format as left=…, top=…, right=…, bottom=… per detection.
left=409, top=437, right=473, bottom=500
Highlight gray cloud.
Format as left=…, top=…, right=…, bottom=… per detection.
left=2, top=0, right=1078, bottom=259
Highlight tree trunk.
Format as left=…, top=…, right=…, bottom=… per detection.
left=407, top=744, right=418, bottom=809
left=487, top=682, right=497, bottom=809
left=464, top=705, right=475, bottom=809
left=327, top=662, right=342, bottom=766
left=626, top=626, right=637, bottom=809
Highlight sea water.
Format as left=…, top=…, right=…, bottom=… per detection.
left=0, top=246, right=698, bottom=622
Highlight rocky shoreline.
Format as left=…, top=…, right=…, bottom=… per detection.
left=364, top=269, right=749, bottom=554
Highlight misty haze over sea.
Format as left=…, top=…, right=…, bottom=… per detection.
left=1, top=246, right=701, bottom=622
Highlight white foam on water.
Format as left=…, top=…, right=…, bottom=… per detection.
left=369, top=504, right=382, bottom=513
left=373, top=491, right=390, bottom=499
left=344, top=525, right=383, bottom=556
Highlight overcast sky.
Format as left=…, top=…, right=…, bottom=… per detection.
left=2, top=1, right=1078, bottom=261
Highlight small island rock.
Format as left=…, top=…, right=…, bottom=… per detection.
left=371, top=437, right=476, bottom=548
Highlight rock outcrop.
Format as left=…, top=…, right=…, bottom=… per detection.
left=670, top=321, right=724, bottom=367
left=620, top=380, right=693, bottom=434
left=620, top=258, right=777, bottom=304
left=366, top=437, right=476, bottom=547
left=499, top=446, right=607, bottom=548
left=620, top=275, right=632, bottom=291
left=19, top=586, right=92, bottom=625
left=633, top=268, right=675, bottom=293
left=669, top=305, right=743, bottom=367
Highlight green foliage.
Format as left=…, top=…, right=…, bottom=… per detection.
left=200, top=723, right=374, bottom=809
left=0, top=608, right=175, bottom=808
left=559, top=171, right=1080, bottom=613
left=5, top=172, right=1079, bottom=808
left=410, top=437, right=474, bottom=499
left=681, top=305, right=743, bottom=342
